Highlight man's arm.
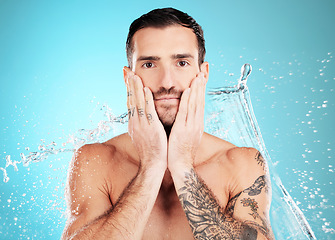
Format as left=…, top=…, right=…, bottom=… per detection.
left=63, top=70, right=168, bottom=240
left=62, top=144, right=165, bottom=240
left=167, top=70, right=273, bottom=239
left=171, top=148, right=274, bottom=240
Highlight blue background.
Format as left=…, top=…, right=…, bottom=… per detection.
left=0, top=0, right=334, bottom=239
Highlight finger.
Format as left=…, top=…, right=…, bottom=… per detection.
left=187, top=74, right=202, bottom=124
left=133, top=75, right=146, bottom=121
left=196, top=72, right=206, bottom=110
left=144, top=87, right=159, bottom=124
left=195, top=72, right=206, bottom=124
left=126, top=73, right=132, bottom=112
left=175, top=88, right=190, bottom=124
left=128, top=74, right=136, bottom=120
left=126, top=71, right=135, bottom=107
left=127, top=73, right=135, bottom=135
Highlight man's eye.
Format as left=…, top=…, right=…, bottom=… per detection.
left=143, top=62, right=154, bottom=68
left=177, top=61, right=189, bottom=67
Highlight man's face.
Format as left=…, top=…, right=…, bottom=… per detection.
left=126, top=25, right=208, bottom=127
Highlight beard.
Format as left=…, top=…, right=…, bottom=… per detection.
left=157, top=106, right=178, bottom=138
left=153, top=87, right=183, bottom=136
left=156, top=105, right=178, bottom=126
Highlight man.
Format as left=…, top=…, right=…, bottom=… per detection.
left=62, top=8, right=274, bottom=240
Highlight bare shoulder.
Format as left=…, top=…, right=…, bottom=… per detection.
left=70, top=139, right=116, bottom=174
left=63, top=133, right=131, bottom=238
left=201, top=133, right=265, bottom=170
left=72, top=133, right=130, bottom=169
left=226, top=146, right=264, bottom=170
left=199, top=133, right=236, bottom=163
left=75, top=141, right=114, bottom=162
left=227, top=146, right=267, bottom=175
left=225, top=146, right=271, bottom=204
left=66, top=133, right=133, bottom=205
left=201, top=133, right=269, bottom=193
left=66, top=136, right=121, bottom=201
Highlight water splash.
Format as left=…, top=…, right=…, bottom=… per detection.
left=1, top=104, right=128, bottom=183
left=238, top=63, right=252, bottom=86
left=207, top=64, right=316, bottom=239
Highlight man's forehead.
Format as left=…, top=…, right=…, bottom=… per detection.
left=132, top=26, right=198, bottom=58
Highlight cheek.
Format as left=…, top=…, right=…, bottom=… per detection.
left=180, top=70, right=197, bottom=88
left=134, top=71, right=155, bottom=88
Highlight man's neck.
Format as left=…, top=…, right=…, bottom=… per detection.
left=164, top=125, right=172, bottom=138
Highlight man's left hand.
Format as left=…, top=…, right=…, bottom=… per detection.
left=167, top=72, right=207, bottom=175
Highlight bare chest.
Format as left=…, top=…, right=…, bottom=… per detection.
left=109, top=151, right=232, bottom=239
left=141, top=190, right=194, bottom=240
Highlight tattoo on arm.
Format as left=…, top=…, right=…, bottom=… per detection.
left=178, top=169, right=262, bottom=239
left=255, top=151, right=266, bottom=171
left=240, top=174, right=270, bottom=237
left=243, top=175, right=269, bottom=196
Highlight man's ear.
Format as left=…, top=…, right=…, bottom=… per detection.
left=200, top=61, right=209, bottom=83
left=123, top=66, right=132, bottom=85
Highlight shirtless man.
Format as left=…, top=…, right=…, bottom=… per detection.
left=62, top=8, right=273, bottom=240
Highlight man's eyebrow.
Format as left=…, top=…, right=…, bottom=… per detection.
left=171, top=53, right=194, bottom=59
left=137, top=56, right=160, bottom=61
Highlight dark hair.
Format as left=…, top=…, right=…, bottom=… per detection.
left=126, top=7, right=205, bottom=68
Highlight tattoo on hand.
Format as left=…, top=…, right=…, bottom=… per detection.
left=138, top=108, right=144, bottom=117
left=128, top=107, right=135, bottom=118
left=146, top=113, right=153, bottom=122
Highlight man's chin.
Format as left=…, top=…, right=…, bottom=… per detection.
left=156, top=106, right=178, bottom=127
left=159, top=116, right=175, bottom=128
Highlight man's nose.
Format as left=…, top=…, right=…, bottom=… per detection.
left=158, top=67, right=175, bottom=90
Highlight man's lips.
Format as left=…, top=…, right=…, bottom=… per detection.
left=154, top=95, right=181, bottom=101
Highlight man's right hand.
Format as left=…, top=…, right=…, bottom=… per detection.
left=126, top=69, right=168, bottom=172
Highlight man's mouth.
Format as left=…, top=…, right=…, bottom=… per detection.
left=154, top=96, right=180, bottom=102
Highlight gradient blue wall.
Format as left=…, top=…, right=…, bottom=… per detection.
left=1, top=0, right=334, bottom=239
